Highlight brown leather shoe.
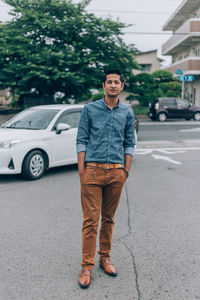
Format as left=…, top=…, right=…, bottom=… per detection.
left=78, top=269, right=92, bottom=288
left=99, top=259, right=117, bottom=277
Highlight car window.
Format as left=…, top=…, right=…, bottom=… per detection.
left=177, top=99, right=189, bottom=107
left=55, top=111, right=81, bottom=129
left=161, top=99, right=176, bottom=106
left=5, top=109, right=59, bottom=130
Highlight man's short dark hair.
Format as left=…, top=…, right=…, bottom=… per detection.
left=103, top=69, right=124, bottom=83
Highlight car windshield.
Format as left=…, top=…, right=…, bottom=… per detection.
left=5, top=109, right=59, bottom=130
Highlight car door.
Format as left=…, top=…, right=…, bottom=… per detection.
left=176, top=99, right=192, bottom=118
left=162, top=98, right=177, bottom=117
left=49, top=109, right=82, bottom=166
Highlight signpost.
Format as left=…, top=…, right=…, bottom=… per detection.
left=176, top=69, right=183, bottom=75
left=178, top=75, right=194, bottom=82
left=176, top=70, right=194, bottom=99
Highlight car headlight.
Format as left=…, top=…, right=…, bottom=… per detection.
left=0, top=140, right=21, bottom=149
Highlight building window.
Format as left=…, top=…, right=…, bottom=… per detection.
left=194, top=48, right=200, bottom=56
left=192, top=12, right=200, bottom=18
left=139, top=64, right=151, bottom=72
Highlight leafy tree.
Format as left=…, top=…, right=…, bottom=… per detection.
left=157, top=81, right=181, bottom=98
left=0, top=0, right=138, bottom=105
left=92, top=89, right=104, bottom=102
left=152, top=70, right=174, bottom=82
left=127, top=70, right=182, bottom=107
left=152, top=70, right=181, bottom=98
left=128, top=73, right=156, bottom=107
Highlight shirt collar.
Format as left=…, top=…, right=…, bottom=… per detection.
left=102, top=97, right=121, bottom=110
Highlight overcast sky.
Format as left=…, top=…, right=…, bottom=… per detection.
left=0, top=0, right=183, bottom=64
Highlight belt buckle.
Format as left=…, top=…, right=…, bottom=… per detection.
left=102, top=163, right=111, bottom=170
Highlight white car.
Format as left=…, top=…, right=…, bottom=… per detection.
left=0, top=104, right=83, bottom=180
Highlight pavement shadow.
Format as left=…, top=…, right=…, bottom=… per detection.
left=0, top=164, right=78, bottom=183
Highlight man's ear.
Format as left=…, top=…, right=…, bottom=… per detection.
left=121, top=82, right=124, bottom=90
left=102, top=82, right=105, bottom=89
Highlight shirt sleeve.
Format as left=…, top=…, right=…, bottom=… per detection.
left=76, top=105, right=90, bottom=153
left=124, top=108, right=136, bottom=157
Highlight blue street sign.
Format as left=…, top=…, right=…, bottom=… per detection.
left=179, top=75, right=194, bottom=82
left=176, top=69, right=183, bottom=75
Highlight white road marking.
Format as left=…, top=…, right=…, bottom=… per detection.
left=180, top=127, right=200, bottom=132
left=135, top=147, right=200, bottom=154
left=152, top=154, right=182, bottom=165
left=135, top=147, right=200, bottom=165
left=140, top=121, right=200, bottom=126
left=153, top=149, right=186, bottom=155
left=135, top=149, right=153, bottom=155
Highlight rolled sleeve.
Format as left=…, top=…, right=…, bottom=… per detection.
left=124, top=109, right=136, bottom=156
left=124, top=146, right=135, bottom=157
left=76, top=143, right=87, bottom=153
left=76, top=105, right=90, bottom=153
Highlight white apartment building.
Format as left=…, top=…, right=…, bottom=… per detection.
left=162, top=0, right=200, bottom=105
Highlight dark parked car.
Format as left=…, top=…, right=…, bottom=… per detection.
left=148, top=97, right=200, bottom=122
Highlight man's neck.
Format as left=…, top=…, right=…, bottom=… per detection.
left=104, top=95, right=119, bottom=109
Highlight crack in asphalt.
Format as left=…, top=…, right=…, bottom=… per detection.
left=116, top=182, right=141, bottom=300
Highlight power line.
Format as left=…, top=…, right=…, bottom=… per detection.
left=88, top=9, right=171, bottom=15
left=124, top=31, right=200, bottom=35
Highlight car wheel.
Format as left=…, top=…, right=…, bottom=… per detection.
left=22, top=150, right=46, bottom=180
left=158, top=112, right=167, bottom=122
left=193, top=112, right=200, bottom=121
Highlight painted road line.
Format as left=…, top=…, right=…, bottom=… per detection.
left=152, top=154, right=182, bottom=165
left=140, top=122, right=200, bottom=126
left=136, top=147, right=200, bottom=154
left=180, top=127, right=200, bottom=132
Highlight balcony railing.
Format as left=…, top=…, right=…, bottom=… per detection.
left=162, top=19, right=200, bottom=55
left=164, top=58, right=200, bottom=74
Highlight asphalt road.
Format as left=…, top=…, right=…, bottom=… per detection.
left=0, top=119, right=200, bottom=299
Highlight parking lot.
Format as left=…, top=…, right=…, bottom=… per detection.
left=1, top=119, right=200, bottom=299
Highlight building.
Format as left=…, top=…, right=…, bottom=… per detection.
left=133, top=50, right=163, bottom=75
left=0, top=89, right=11, bottom=106
left=162, top=0, right=200, bottom=105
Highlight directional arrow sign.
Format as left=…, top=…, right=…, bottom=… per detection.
left=152, top=154, right=182, bottom=165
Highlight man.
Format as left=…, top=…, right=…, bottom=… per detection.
left=76, top=69, right=135, bottom=288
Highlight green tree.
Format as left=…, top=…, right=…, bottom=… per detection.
left=152, top=70, right=181, bottom=98
left=128, top=73, right=156, bottom=107
left=92, top=89, right=104, bottom=102
left=152, top=70, right=174, bottom=82
left=127, top=70, right=182, bottom=107
left=157, top=81, right=181, bottom=97
left=0, top=0, right=138, bottom=105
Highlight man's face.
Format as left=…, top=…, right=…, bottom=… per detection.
left=102, top=74, right=124, bottom=98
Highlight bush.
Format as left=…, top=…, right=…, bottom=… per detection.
left=132, top=105, right=149, bottom=115
left=92, top=90, right=104, bottom=101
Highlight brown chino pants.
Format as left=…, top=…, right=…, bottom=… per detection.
left=80, top=166, right=127, bottom=270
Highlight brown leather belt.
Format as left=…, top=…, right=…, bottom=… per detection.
left=86, top=162, right=124, bottom=170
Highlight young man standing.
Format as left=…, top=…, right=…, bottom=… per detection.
left=76, top=69, right=136, bottom=288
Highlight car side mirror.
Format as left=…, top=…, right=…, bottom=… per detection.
left=56, top=123, right=70, bottom=134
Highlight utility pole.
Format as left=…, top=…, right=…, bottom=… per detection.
left=181, top=79, right=184, bottom=99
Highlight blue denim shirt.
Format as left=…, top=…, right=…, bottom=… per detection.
left=76, top=98, right=135, bottom=164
